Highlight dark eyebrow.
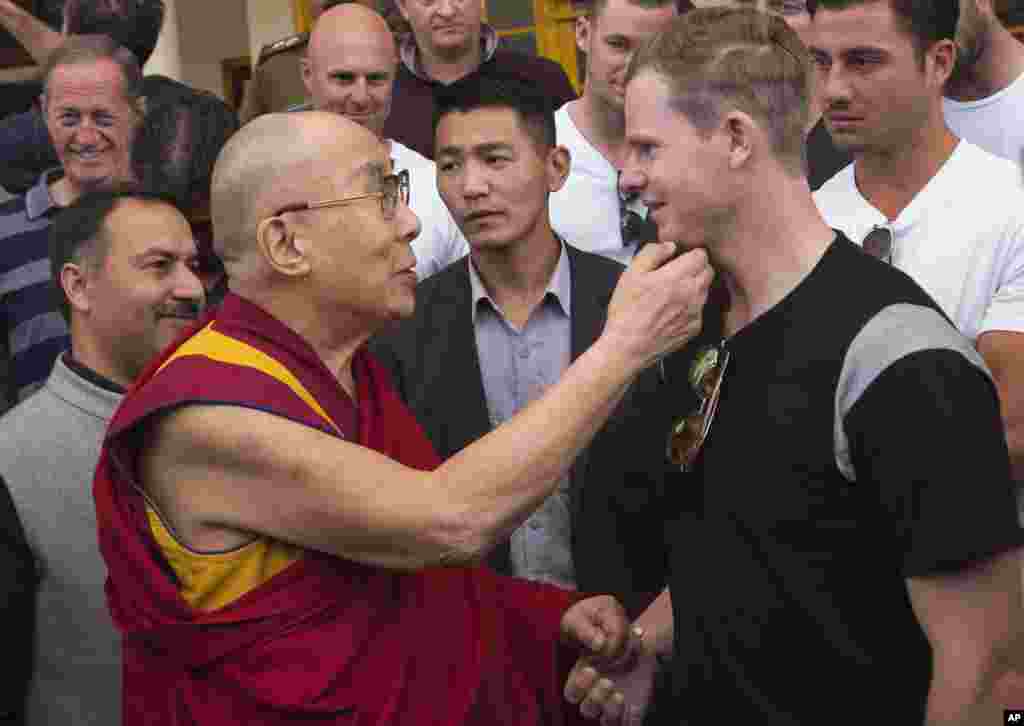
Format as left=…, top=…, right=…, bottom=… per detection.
left=474, top=142, right=515, bottom=155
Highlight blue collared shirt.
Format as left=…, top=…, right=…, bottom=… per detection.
left=469, top=244, right=575, bottom=588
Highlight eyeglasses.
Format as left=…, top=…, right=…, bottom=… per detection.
left=618, top=171, right=658, bottom=249
left=667, top=343, right=730, bottom=473
left=862, top=226, right=893, bottom=263
left=271, top=169, right=410, bottom=220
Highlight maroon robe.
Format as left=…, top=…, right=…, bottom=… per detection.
left=94, top=292, right=591, bottom=725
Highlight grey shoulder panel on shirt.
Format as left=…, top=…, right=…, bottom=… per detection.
left=833, top=303, right=989, bottom=481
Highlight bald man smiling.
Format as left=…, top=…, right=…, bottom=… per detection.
left=302, top=3, right=468, bottom=280
left=91, top=110, right=713, bottom=724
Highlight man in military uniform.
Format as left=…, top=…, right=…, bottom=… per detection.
left=240, top=0, right=375, bottom=123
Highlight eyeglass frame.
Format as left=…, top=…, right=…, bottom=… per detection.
left=666, top=343, right=731, bottom=473
left=268, top=169, right=410, bottom=221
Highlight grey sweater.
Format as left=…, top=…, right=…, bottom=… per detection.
left=0, top=354, right=123, bottom=725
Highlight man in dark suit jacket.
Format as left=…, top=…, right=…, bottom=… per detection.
left=371, top=77, right=673, bottom=616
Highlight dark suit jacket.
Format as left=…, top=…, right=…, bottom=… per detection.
left=370, top=245, right=674, bottom=615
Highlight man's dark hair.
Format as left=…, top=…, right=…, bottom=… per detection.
left=132, top=80, right=240, bottom=212
left=49, top=186, right=178, bottom=323
left=433, top=76, right=556, bottom=151
left=63, top=0, right=166, bottom=67
left=809, top=0, right=959, bottom=55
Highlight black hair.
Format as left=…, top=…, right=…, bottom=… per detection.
left=49, top=186, right=178, bottom=322
left=809, top=0, right=959, bottom=55
left=131, top=81, right=240, bottom=212
left=433, top=75, right=556, bottom=151
left=63, top=0, right=166, bottom=67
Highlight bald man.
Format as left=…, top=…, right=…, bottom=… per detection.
left=302, top=3, right=468, bottom=280
left=91, top=111, right=713, bottom=724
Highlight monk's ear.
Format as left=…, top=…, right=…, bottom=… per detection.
left=256, top=216, right=312, bottom=278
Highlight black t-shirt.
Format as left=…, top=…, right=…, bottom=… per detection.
left=662, top=236, right=1022, bottom=725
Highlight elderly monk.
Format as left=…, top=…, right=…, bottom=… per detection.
left=93, top=111, right=712, bottom=724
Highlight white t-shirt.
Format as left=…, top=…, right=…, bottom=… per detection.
left=389, top=139, right=468, bottom=280
left=549, top=104, right=648, bottom=266
left=944, top=71, right=1024, bottom=164
left=813, top=140, right=1024, bottom=341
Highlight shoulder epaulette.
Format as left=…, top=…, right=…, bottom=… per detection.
left=257, top=32, right=310, bottom=65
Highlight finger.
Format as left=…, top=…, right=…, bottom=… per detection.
left=565, top=664, right=600, bottom=705
left=579, top=677, right=616, bottom=720
left=625, top=700, right=647, bottom=726
left=600, top=691, right=626, bottom=726
left=629, top=240, right=680, bottom=274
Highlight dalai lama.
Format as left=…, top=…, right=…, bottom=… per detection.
left=92, top=111, right=712, bottom=724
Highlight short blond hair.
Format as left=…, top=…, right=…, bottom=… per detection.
left=627, top=6, right=810, bottom=175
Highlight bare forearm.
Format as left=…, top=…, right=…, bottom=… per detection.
left=0, top=1, right=61, bottom=65
left=434, top=338, right=638, bottom=559
left=925, top=654, right=1011, bottom=726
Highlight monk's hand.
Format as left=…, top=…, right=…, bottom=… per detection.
left=560, top=595, right=638, bottom=664
left=601, top=242, right=713, bottom=373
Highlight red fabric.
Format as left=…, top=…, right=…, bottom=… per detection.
left=95, top=293, right=589, bottom=725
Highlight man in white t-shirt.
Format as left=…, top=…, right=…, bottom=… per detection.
left=809, top=0, right=1024, bottom=483
left=549, top=0, right=679, bottom=265
left=944, top=0, right=1024, bottom=163
left=302, top=2, right=468, bottom=280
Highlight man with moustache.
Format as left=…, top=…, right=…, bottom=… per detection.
left=549, top=0, right=679, bottom=265
left=943, top=0, right=1024, bottom=162
left=809, top=0, right=1024, bottom=483
left=0, top=35, right=142, bottom=411
left=302, top=2, right=467, bottom=280
left=386, top=0, right=577, bottom=158
left=0, top=188, right=204, bottom=725
left=371, top=77, right=675, bottom=615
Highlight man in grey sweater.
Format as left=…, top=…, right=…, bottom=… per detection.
left=0, top=188, right=204, bottom=724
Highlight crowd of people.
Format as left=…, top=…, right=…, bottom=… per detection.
left=0, top=0, right=1022, bottom=724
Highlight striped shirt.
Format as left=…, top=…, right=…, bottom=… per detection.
left=0, top=169, right=68, bottom=410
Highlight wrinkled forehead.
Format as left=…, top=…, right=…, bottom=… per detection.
left=294, top=142, right=393, bottom=200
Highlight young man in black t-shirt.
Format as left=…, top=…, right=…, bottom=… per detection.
left=563, top=8, right=1024, bottom=726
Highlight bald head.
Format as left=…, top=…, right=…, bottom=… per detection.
left=210, top=111, right=386, bottom=276
left=303, top=3, right=397, bottom=137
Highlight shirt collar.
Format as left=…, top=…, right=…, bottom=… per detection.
left=399, top=24, right=500, bottom=82
left=469, top=239, right=572, bottom=324
left=25, top=168, right=64, bottom=220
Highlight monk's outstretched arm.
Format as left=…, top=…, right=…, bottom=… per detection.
left=142, top=243, right=711, bottom=571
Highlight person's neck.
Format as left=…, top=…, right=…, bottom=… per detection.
left=853, top=113, right=958, bottom=221
left=67, top=326, right=135, bottom=390
left=713, top=173, right=836, bottom=338
left=568, top=93, right=627, bottom=167
left=419, top=34, right=482, bottom=84
left=238, top=285, right=370, bottom=398
left=945, top=22, right=1024, bottom=102
left=471, top=223, right=562, bottom=329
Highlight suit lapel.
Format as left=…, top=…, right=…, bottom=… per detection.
left=439, top=259, right=493, bottom=454
left=566, top=247, right=613, bottom=535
